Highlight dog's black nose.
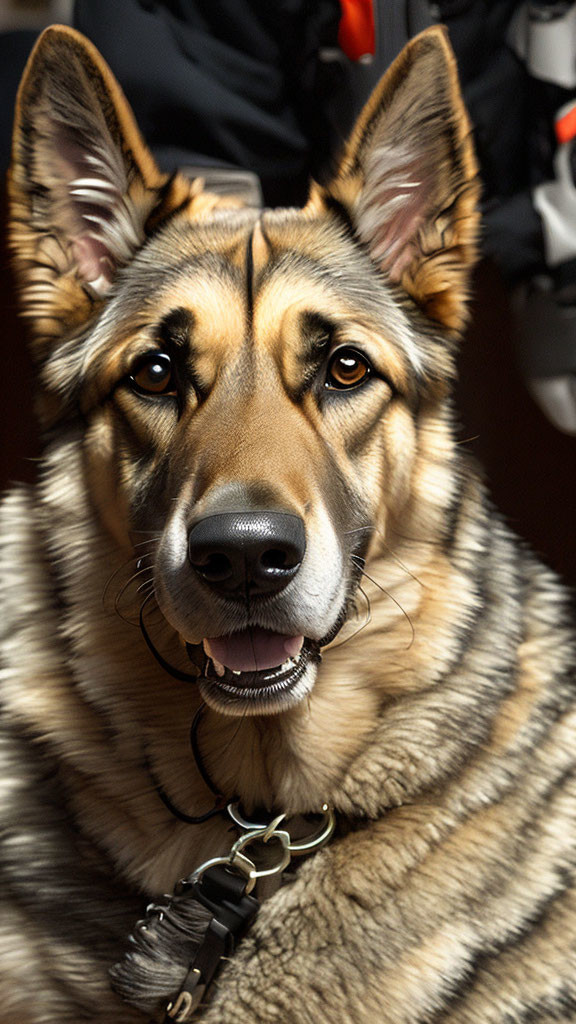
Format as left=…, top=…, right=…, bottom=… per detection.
left=188, top=511, right=306, bottom=597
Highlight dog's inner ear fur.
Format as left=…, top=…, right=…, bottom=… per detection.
left=322, top=28, right=480, bottom=333
left=45, top=119, right=150, bottom=296
left=10, top=26, right=182, bottom=351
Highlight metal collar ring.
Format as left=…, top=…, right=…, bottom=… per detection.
left=227, top=801, right=336, bottom=854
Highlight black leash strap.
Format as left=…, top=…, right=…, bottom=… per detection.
left=112, top=805, right=335, bottom=1019
left=163, top=865, right=259, bottom=1022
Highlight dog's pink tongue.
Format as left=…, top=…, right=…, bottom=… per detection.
left=204, top=629, right=303, bottom=672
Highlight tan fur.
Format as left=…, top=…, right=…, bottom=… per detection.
left=1, top=23, right=576, bottom=1024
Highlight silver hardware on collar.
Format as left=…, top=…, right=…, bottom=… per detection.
left=189, top=802, right=336, bottom=895
left=166, top=981, right=201, bottom=1022
left=227, top=801, right=336, bottom=854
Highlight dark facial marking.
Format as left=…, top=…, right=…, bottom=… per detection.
left=158, top=307, right=194, bottom=350
left=289, top=312, right=334, bottom=403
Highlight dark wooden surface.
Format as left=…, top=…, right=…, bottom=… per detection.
left=1, top=199, right=574, bottom=587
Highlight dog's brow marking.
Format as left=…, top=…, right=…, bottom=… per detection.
left=245, top=219, right=270, bottom=347
left=159, top=308, right=193, bottom=349
left=245, top=227, right=255, bottom=337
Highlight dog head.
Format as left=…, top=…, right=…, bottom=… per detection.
left=10, top=25, right=479, bottom=717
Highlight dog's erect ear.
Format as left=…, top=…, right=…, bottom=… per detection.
left=9, top=26, right=190, bottom=357
left=318, top=27, right=479, bottom=333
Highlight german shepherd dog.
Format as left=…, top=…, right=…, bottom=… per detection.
left=2, top=22, right=576, bottom=1024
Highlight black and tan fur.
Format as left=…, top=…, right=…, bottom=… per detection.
left=2, top=23, right=576, bottom=1024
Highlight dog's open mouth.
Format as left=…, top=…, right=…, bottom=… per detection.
left=194, top=627, right=321, bottom=713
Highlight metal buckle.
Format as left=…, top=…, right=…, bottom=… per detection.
left=189, top=827, right=291, bottom=895
left=187, top=802, right=335, bottom=896
left=166, top=976, right=203, bottom=1022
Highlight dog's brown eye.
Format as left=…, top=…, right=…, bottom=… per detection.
left=130, top=353, right=175, bottom=395
left=325, top=348, right=371, bottom=390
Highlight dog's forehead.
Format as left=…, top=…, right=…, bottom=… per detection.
left=101, top=204, right=417, bottom=382
left=155, top=207, right=410, bottom=338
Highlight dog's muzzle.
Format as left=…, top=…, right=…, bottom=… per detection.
left=184, top=509, right=323, bottom=714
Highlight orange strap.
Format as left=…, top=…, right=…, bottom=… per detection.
left=556, top=102, right=576, bottom=145
left=338, top=0, right=375, bottom=61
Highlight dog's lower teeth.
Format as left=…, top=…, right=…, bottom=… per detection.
left=209, top=661, right=299, bottom=680
left=205, top=648, right=308, bottom=686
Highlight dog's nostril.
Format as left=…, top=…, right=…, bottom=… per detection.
left=261, top=548, right=292, bottom=571
left=191, top=552, right=233, bottom=582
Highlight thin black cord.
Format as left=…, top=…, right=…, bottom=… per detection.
left=144, top=747, right=227, bottom=825
left=189, top=704, right=223, bottom=797
left=144, top=707, right=228, bottom=824
left=139, top=598, right=229, bottom=822
left=139, top=594, right=200, bottom=683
